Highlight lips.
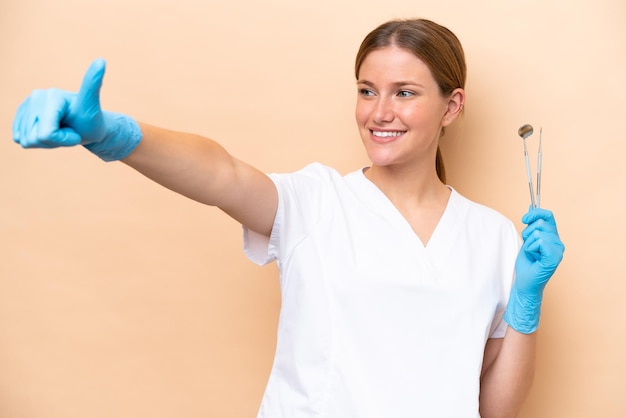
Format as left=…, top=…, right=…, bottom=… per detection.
left=370, top=129, right=406, bottom=143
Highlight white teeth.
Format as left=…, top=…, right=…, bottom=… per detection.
left=372, top=130, right=404, bottom=138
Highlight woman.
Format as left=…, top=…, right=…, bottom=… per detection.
left=13, top=18, right=564, bottom=418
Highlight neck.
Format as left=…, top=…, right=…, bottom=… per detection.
left=364, top=163, right=448, bottom=206
left=363, top=163, right=451, bottom=246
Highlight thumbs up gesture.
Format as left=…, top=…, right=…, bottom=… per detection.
left=12, top=59, right=141, bottom=161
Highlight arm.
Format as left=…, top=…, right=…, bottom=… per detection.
left=12, top=59, right=277, bottom=236
left=123, top=123, right=277, bottom=236
left=479, top=333, right=536, bottom=418
left=479, top=208, right=564, bottom=417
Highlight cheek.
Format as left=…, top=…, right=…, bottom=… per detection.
left=354, top=100, right=370, bottom=126
left=398, top=105, right=438, bottom=128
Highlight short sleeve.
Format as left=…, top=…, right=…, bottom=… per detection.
left=489, top=311, right=508, bottom=338
left=244, top=226, right=275, bottom=265
left=243, top=163, right=337, bottom=266
left=488, top=220, right=521, bottom=339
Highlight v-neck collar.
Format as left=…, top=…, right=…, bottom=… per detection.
left=347, top=168, right=468, bottom=260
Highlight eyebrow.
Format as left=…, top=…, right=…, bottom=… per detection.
left=357, top=80, right=426, bottom=89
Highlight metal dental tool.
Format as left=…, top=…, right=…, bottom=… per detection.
left=537, top=127, right=542, bottom=208
left=517, top=124, right=542, bottom=209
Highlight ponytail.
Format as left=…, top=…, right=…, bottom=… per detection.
left=435, top=146, right=446, bottom=183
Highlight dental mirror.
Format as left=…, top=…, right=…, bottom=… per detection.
left=517, top=124, right=540, bottom=208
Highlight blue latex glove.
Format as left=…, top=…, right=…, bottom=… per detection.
left=12, top=59, right=141, bottom=161
left=504, top=208, right=565, bottom=334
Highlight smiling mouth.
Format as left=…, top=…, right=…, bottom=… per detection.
left=370, top=130, right=406, bottom=139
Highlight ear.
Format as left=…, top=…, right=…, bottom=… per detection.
left=441, top=88, right=465, bottom=127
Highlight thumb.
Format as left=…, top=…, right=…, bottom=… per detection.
left=74, top=58, right=106, bottom=114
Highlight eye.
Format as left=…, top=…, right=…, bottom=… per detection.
left=397, top=90, right=415, bottom=98
left=358, top=88, right=375, bottom=97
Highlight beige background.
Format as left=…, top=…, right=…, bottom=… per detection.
left=1, top=0, right=624, bottom=416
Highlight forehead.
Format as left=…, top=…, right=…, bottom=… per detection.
left=358, top=46, right=435, bottom=85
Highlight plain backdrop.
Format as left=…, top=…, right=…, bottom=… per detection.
left=1, top=0, right=625, bottom=416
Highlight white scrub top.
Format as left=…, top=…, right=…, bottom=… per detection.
left=245, top=163, right=520, bottom=418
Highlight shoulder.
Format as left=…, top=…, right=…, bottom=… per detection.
left=269, top=162, right=340, bottom=183
left=450, top=188, right=519, bottom=239
left=269, top=163, right=359, bottom=196
left=451, top=188, right=511, bottom=222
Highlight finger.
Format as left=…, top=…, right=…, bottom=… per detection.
left=14, top=91, right=82, bottom=148
left=36, top=89, right=71, bottom=138
left=521, top=208, right=559, bottom=239
left=20, top=128, right=81, bottom=149
left=522, top=208, right=556, bottom=226
left=12, top=97, right=30, bottom=144
left=32, top=91, right=81, bottom=147
left=44, top=127, right=82, bottom=147
left=522, top=226, right=565, bottom=257
left=522, top=225, right=563, bottom=252
left=13, top=95, right=50, bottom=147
left=521, top=219, right=558, bottom=240
left=524, top=237, right=564, bottom=268
left=74, top=58, right=106, bottom=114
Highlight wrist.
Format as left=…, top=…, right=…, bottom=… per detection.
left=504, top=285, right=543, bottom=334
left=83, top=112, right=142, bottom=161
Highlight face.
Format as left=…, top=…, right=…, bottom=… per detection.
left=355, top=46, right=462, bottom=170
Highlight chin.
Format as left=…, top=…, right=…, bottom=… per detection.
left=366, top=153, right=398, bottom=168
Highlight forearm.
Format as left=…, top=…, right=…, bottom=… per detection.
left=479, top=329, right=537, bottom=418
left=122, top=122, right=238, bottom=207
left=122, top=122, right=278, bottom=235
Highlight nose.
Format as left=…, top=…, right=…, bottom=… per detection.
left=373, top=97, right=395, bottom=124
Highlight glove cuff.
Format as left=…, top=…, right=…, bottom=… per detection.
left=84, top=112, right=142, bottom=162
left=503, top=285, right=543, bottom=334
